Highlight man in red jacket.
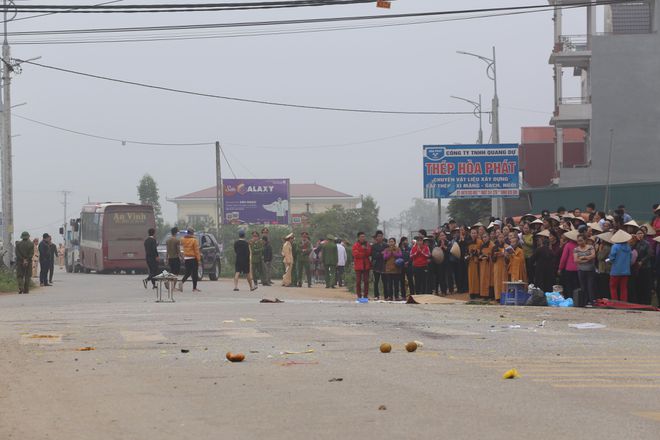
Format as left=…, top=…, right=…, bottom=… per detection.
left=352, top=231, right=372, bottom=299
left=410, top=236, right=431, bottom=294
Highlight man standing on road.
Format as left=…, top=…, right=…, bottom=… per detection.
left=38, top=234, right=52, bottom=287
left=336, top=238, right=347, bottom=287
left=234, top=230, right=256, bottom=292
left=166, top=227, right=181, bottom=275
left=352, top=232, right=371, bottom=299
left=249, top=231, right=264, bottom=286
left=262, top=235, right=273, bottom=286
left=15, top=231, right=34, bottom=294
left=296, top=232, right=313, bottom=288
left=322, top=235, right=338, bottom=289
left=370, top=230, right=387, bottom=300
left=48, top=240, right=58, bottom=284
left=143, top=228, right=159, bottom=290
left=282, top=233, right=294, bottom=287
left=180, top=228, right=202, bottom=293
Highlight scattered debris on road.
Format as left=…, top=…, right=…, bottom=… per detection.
left=378, top=405, right=387, bottom=411
left=328, top=378, right=343, bottom=382
left=502, top=369, right=520, bottom=379
left=405, top=342, right=418, bottom=352
left=260, top=298, right=284, bottom=303
left=76, top=347, right=95, bottom=351
left=240, top=318, right=256, bottom=322
left=281, top=349, right=315, bottom=355
left=180, top=349, right=190, bottom=354
left=226, top=352, right=246, bottom=362
left=279, top=360, right=318, bottom=367
left=380, top=343, right=392, bottom=353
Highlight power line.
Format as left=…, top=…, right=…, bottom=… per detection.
left=219, top=147, right=238, bottom=179
left=18, top=59, right=482, bottom=115
left=6, top=1, right=631, bottom=37
left=4, top=0, right=380, bottom=13
left=13, top=113, right=214, bottom=146
left=13, top=112, right=472, bottom=150
left=9, top=0, right=126, bottom=23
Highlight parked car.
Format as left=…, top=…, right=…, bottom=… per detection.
left=158, top=231, right=223, bottom=281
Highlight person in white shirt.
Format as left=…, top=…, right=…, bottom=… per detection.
left=336, top=239, right=348, bottom=287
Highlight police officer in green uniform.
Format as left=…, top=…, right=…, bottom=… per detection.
left=15, top=231, right=34, bottom=294
left=296, top=231, right=313, bottom=288
left=322, top=234, right=339, bottom=288
left=249, top=231, right=264, bottom=286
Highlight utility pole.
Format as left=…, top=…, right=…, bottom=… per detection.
left=61, top=190, right=71, bottom=244
left=437, top=199, right=442, bottom=226
left=603, top=129, right=614, bottom=213
left=1, top=0, right=13, bottom=266
left=215, top=141, right=223, bottom=237
left=457, top=46, right=503, bottom=220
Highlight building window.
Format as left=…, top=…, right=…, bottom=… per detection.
left=187, top=214, right=211, bottom=226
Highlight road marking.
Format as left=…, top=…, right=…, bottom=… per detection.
left=633, top=411, right=660, bottom=422
left=20, top=333, right=63, bottom=344
left=120, top=330, right=166, bottom=342
left=220, top=328, right=271, bottom=338
left=316, top=326, right=376, bottom=336
left=552, top=384, right=660, bottom=388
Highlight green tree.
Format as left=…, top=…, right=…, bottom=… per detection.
left=137, top=174, right=164, bottom=234
left=447, top=199, right=491, bottom=225
left=400, top=198, right=437, bottom=233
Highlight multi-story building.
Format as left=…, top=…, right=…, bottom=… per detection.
left=522, top=0, right=660, bottom=219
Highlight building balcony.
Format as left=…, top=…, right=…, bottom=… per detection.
left=550, top=97, right=592, bottom=129
left=549, top=35, right=591, bottom=69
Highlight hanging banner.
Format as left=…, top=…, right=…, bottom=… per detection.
left=423, top=144, right=519, bottom=199
left=223, top=179, right=290, bottom=225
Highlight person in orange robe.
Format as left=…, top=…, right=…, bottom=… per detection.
left=507, top=235, right=528, bottom=283
left=467, top=228, right=481, bottom=298
left=491, top=233, right=507, bottom=301
left=478, top=233, right=494, bottom=298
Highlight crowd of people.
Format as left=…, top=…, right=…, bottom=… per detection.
left=230, top=202, right=655, bottom=307
left=14, top=231, right=63, bottom=293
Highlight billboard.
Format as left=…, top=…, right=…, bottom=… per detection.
left=223, top=179, right=290, bottom=225
left=423, top=144, right=519, bottom=199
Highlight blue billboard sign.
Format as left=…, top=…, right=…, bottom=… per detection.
left=223, top=179, right=290, bottom=225
left=423, top=144, right=519, bottom=199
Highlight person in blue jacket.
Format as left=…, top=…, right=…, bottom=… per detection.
left=608, top=229, right=632, bottom=302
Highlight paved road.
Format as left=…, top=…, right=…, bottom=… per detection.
left=1, top=271, right=659, bottom=439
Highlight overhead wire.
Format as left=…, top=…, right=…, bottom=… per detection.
left=13, top=112, right=473, bottom=150
left=5, top=0, right=630, bottom=37
left=17, top=59, right=483, bottom=116
left=219, top=147, right=238, bottom=179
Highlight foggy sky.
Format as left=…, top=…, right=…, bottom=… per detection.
left=6, top=0, right=592, bottom=240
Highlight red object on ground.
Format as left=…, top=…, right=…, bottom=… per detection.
left=593, top=298, right=659, bottom=311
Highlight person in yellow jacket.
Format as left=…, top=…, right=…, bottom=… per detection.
left=180, top=228, right=202, bottom=292
left=282, top=233, right=294, bottom=287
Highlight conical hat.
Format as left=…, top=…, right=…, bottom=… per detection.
left=450, top=242, right=461, bottom=259
left=531, top=218, right=544, bottom=225
left=472, top=222, right=484, bottom=228
left=605, top=215, right=615, bottom=221
left=431, top=247, right=445, bottom=264
left=536, top=229, right=550, bottom=237
left=486, top=222, right=496, bottom=230
left=655, top=205, right=660, bottom=213
left=548, top=215, right=561, bottom=223
left=520, top=213, right=537, bottom=222
left=611, top=230, right=632, bottom=244
left=563, top=229, right=579, bottom=242
left=624, top=220, right=640, bottom=229
left=596, top=232, right=613, bottom=244
left=654, top=236, right=660, bottom=243
left=562, top=213, right=575, bottom=219
left=588, top=222, right=603, bottom=233
left=641, top=223, right=656, bottom=235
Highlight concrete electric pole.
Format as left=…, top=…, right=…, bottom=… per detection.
left=457, top=47, right=503, bottom=220
left=61, top=190, right=71, bottom=244
left=215, top=141, right=223, bottom=237
left=1, top=0, right=13, bottom=265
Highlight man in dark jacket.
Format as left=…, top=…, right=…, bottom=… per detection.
left=143, top=228, right=159, bottom=289
left=16, top=231, right=34, bottom=293
left=370, top=230, right=387, bottom=300
left=322, top=235, right=338, bottom=288
left=262, top=236, right=273, bottom=286
left=38, top=234, right=52, bottom=287
left=48, top=241, right=58, bottom=284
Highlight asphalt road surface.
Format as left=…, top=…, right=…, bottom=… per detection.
left=1, top=270, right=659, bottom=439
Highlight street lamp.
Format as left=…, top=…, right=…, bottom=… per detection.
left=457, top=47, right=502, bottom=218
left=450, top=94, right=483, bottom=144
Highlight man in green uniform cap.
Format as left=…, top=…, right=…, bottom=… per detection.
left=322, top=235, right=339, bottom=288
left=15, top=231, right=34, bottom=294
left=249, top=231, right=264, bottom=286
left=296, top=231, right=313, bottom=288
